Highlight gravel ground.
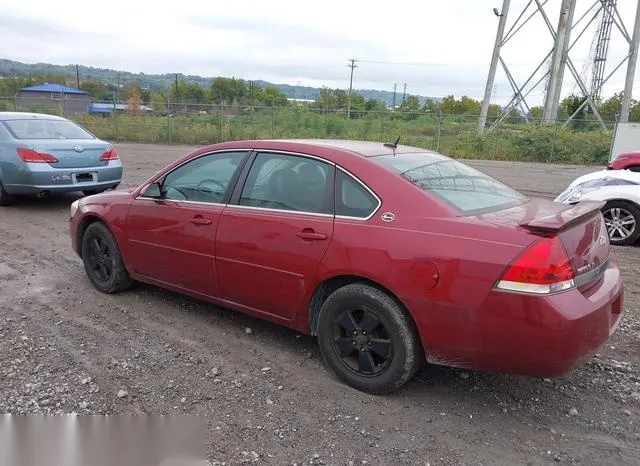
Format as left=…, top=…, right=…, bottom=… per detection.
left=0, top=143, right=638, bottom=465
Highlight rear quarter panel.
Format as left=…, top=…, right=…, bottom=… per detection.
left=304, top=214, right=527, bottom=351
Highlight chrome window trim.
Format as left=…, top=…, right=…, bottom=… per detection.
left=136, top=148, right=384, bottom=222
left=136, top=197, right=226, bottom=207
left=137, top=148, right=253, bottom=197
left=252, top=149, right=337, bottom=167
left=226, top=203, right=334, bottom=219
left=334, top=166, right=382, bottom=222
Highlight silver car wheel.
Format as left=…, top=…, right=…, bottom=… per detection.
left=603, top=207, right=636, bottom=240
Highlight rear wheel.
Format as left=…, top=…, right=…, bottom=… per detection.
left=317, top=283, right=423, bottom=394
left=602, top=200, right=640, bottom=246
left=81, top=222, right=134, bottom=293
left=627, top=166, right=640, bottom=173
left=0, top=181, right=14, bottom=206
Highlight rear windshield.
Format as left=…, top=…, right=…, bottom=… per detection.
left=373, top=152, right=527, bottom=215
left=2, top=119, right=95, bottom=140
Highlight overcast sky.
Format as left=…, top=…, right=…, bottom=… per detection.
left=1, top=0, right=639, bottom=105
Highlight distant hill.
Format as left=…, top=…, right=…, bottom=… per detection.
left=0, top=59, right=440, bottom=106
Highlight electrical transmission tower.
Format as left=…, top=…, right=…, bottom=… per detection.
left=590, top=0, right=617, bottom=100
left=478, top=0, right=640, bottom=132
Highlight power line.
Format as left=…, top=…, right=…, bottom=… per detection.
left=358, top=58, right=592, bottom=68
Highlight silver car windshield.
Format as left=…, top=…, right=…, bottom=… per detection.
left=2, top=119, right=95, bottom=140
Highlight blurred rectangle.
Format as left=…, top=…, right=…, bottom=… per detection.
left=0, top=414, right=206, bottom=466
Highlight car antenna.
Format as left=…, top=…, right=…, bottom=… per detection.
left=383, top=136, right=401, bottom=154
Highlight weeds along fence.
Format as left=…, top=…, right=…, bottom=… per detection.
left=0, top=97, right=616, bottom=165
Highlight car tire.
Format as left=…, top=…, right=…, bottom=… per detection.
left=602, top=200, right=640, bottom=246
left=83, top=189, right=105, bottom=196
left=0, top=181, right=14, bottom=206
left=627, top=166, right=640, bottom=173
left=81, top=222, right=134, bottom=293
left=316, top=283, right=423, bottom=395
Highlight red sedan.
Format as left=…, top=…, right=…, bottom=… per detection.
left=607, top=151, right=640, bottom=171
left=69, top=140, right=624, bottom=394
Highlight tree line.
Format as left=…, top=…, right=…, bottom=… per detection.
left=1, top=72, right=639, bottom=122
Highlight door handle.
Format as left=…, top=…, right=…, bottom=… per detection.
left=297, top=230, right=327, bottom=241
left=189, top=216, right=212, bottom=225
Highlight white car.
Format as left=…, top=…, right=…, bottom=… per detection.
left=555, top=169, right=640, bottom=245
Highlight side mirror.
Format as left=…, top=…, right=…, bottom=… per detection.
left=142, top=182, right=164, bottom=198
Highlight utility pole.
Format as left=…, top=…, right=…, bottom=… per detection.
left=478, top=0, right=511, bottom=132
left=620, top=0, right=640, bottom=123
left=116, top=73, right=120, bottom=102
left=543, top=0, right=577, bottom=123
left=392, top=83, right=397, bottom=110
left=347, top=58, right=358, bottom=119
left=175, top=74, right=179, bottom=103
left=75, top=65, right=80, bottom=88
left=402, top=83, right=407, bottom=103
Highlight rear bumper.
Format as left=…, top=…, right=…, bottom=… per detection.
left=3, top=163, right=122, bottom=194
left=413, top=261, right=624, bottom=377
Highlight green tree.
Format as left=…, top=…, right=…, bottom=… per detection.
left=598, top=92, right=622, bottom=121
left=171, top=82, right=206, bottom=104
left=397, top=95, right=421, bottom=119
left=333, top=89, right=347, bottom=109
left=80, top=80, right=109, bottom=100
left=456, top=96, right=481, bottom=114
left=259, top=86, right=288, bottom=106
left=365, top=98, right=386, bottom=112
left=630, top=101, right=640, bottom=122
left=561, top=94, right=587, bottom=125
left=315, top=87, right=335, bottom=110
left=348, top=93, right=366, bottom=115
left=439, top=95, right=457, bottom=114
left=421, top=98, right=440, bottom=113
left=210, top=77, right=246, bottom=104
left=150, top=91, right=167, bottom=114
left=529, top=106, right=544, bottom=120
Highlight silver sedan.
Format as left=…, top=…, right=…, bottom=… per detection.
left=0, top=112, right=122, bottom=206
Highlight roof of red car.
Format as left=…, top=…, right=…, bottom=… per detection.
left=211, top=139, right=436, bottom=158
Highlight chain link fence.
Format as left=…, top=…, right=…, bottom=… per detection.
left=0, top=96, right=616, bottom=165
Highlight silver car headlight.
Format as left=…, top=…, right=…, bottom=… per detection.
left=70, top=200, right=80, bottom=218
left=556, top=188, right=580, bottom=203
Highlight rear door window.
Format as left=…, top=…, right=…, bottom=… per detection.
left=373, top=152, right=526, bottom=215
left=335, top=169, right=380, bottom=219
left=239, top=152, right=334, bottom=214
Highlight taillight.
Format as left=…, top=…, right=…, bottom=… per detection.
left=496, top=236, right=576, bottom=294
left=100, top=147, right=119, bottom=161
left=16, top=148, right=59, bottom=163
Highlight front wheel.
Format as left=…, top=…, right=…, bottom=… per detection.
left=602, top=200, right=640, bottom=246
left=317, top=283, right=423, bottom=394
left=81, top=222, right=135, bottom=293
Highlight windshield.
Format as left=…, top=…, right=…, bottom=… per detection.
left=2, top=119, right=95, bottom=140
left=373, top=152, right=527, bottom=215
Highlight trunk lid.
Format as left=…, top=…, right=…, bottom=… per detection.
left=31, top=140, right=112, bottom=169
left=475, top=199, right=610, bottom=287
